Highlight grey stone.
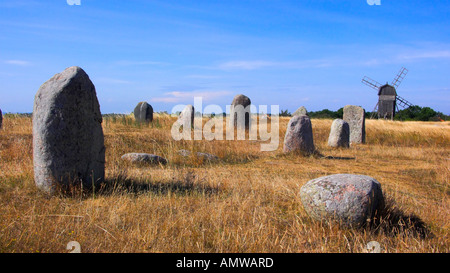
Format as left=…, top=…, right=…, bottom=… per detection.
left=32, top=66, right=105, bottom=193
left=178, top=149, right=219, bottom=162
left=283, top=115, right=315, bottom=155
left=230, top=94, right=251, bottom=129
left=300, top=174, right=384, bottom=226
left=121, top=153, right=167, bottom=165
left=328, top=119, right=350, bottom=148
left=177, top=105, right=195, bottom=127
left=134, top=102, right=153, bottom=123
left=293, top=106, right=308, bottom=117
left=343, top=105, right=366, bottom=144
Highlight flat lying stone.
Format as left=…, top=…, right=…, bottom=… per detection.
left=178, top=149, right=219, bottom=161
left=121, top=153, right=167, bottom=165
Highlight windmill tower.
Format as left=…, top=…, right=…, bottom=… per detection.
left=362, top=67, right=414, bottom=120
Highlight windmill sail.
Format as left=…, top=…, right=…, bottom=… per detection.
left=396, top=95, right=413, bottom=110
left=362, top=76, right=382, bottom=90
left=392, top=67, right=408, bottom=89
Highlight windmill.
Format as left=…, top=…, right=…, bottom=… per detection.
left=362, top=67, right=414, bottom=119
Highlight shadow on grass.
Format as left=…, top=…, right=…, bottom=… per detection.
left=365, top=195, right=432, bottom=239
left=57, top=171, right=221, bottom=199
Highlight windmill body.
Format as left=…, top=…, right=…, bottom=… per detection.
left=362, top=67, right=413, bottom=120
left=378, top=84, right=397, bottom=119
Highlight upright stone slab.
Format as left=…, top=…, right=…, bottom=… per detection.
left=300, top=174, right=384, bottom=226
left=177, top=104, right=195, bottom=127
left=293, top=106, right=308, bottom=117
left=328, top=119, right=350, bottom=148
left=0, top=108, right=2, bottom=129
left=134, top=101, right=153, bottom=123
left=230, top=94, right=251, bottom=129
left=283, top=115, right=315, bottom=155
left=33, top=66, right=105, bottom=193
left=343, top=105, right=365, bottom=144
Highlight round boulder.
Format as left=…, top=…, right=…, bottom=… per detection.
left=33, top=66, right=105, bottom=193
left=300, top=174, right=384, bottom=226
left=134, top=102, right=153, bottom=123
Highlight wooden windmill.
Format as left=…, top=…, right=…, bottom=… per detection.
left=362, top=67, right=414, bottom=119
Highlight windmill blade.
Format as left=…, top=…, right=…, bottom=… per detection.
left=362, top=76, right=382, bottom=91
left=392, top=67, right=408, bottom=89
left=396, top=95, right=413, bottom=110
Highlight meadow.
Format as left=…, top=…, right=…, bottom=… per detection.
left=0, top=114, right=448, bottom=253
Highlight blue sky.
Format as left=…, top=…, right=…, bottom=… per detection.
left=1, top=0, right=449, bottom=114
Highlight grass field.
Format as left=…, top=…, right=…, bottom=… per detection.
left=0, top=114, right=448, bottom=253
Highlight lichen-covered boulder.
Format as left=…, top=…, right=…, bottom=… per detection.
left=300, top=174, right=384, bottom=226
left=33, top=66, right=105, bottom=193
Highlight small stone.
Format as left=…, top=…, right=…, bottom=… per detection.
left=177, top=105, right=195, bottom=127
left=293, top=106, right=308, bottom=117
left=283, top=115, right=315, bottom=155
left=134, top=102, right=153, bottom=123
left=300, top=174, right=384, bottom=226
left=121, top=153, right=167, bottom=165
left=230, top=94, right=251, bottom=129
left=343, top=105, right=366, bottom=144
left=328, top=119, right=350, bottom=148
left=178, top=149, right=219, bottom=162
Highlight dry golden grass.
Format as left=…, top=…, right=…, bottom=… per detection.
left=0, top=114, right=448, bottom=253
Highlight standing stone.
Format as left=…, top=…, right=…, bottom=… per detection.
left=293, top=106, right=308, bottom=117
left=283, top=115, right=315, bottom=155
left=134, top=102, right=153, bottom=123
left=328, top=119, right=350, bottom=148
left=0, top=108, right=2, bottom=129
left=33, top=66, right=105, bottom=193
left=177, top=105, right=195, bottom=127
left=300, top=174, right=384, bottom=226
left=343, top=105, right=365, bottom=144
left=230, top=94, right=251, bottom=129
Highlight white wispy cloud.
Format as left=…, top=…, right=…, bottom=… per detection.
left=217, top=59, right=334, bottom=70
left=397, top=50, right=450, bottom=60
left=4, top=60, right=32, bottom=66
left=151, top=90, right=232, bottom=103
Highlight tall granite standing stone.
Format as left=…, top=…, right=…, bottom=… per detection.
left=0, top=108, right=2, bottom=129
left=230, top=94, right=251, bottom=129
left=283, top=115, right=315, bottom=155
left=33, top=66, right=105, bottom=193
left=328, top=119, right=350, bottom=148
left=134, top=102, right=153, bottom=123
left=293, top=106, right=308, bottom=117
left=343, top=105, right=365, bottom=144
left=300, top=174, right=384, bottom=226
